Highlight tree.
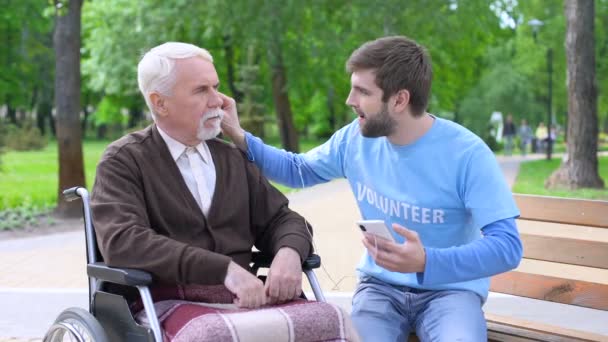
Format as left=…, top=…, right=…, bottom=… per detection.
left=54, top=0, right=85, bottom=217
left=236, top=45, right=265, bottom=137
left=78, top=0, right=533, bottom=145
left=1, top=1, right=54, bottom=131
left=268, top=34, right=299, bottom=152
left=546, top=0, right=604, bottom=190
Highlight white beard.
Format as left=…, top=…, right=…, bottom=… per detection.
left=197, top=108, right=225, bottom=141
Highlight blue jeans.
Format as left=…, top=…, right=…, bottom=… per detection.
left=351, top=276, right=486, bottom=342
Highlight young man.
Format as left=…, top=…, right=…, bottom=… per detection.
left=221, top=36, right=522, bottom=341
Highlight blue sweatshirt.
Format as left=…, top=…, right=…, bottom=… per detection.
left=244, top=117, right=522, bottom=300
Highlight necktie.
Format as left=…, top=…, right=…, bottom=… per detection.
left=185, top=147, right=211, bottom=215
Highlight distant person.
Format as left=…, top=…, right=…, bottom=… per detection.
left=222, top=35, right=522, bottom=341
left=535, top=122, right=548, bottom=153
left=502, top=114, right=516, bottom=156
left=549, top=124, right=557, bottom=144
left=518, top=119, right=533, bottom=156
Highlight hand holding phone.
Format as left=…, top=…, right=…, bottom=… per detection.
left=357, top=220, right=396, bottom=242
left=361, top=222, right=427, bottom=274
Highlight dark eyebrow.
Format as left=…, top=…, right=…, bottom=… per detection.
left=353, top=85, right=371, bottom=94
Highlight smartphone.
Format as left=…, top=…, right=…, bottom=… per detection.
left=357, top=220, right=395, bottom=242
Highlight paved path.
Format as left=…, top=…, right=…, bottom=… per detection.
left=1, top=153, right=606, bottom=340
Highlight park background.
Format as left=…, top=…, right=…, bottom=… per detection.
left=1, top=0, right=608, bottom=227
left=2, top=1, right=608, bottom=340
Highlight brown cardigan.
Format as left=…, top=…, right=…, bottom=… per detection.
left=91, top=125, right=312, bottom=285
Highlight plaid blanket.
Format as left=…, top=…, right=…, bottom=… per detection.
left=134, top=284, right=359, bottom=342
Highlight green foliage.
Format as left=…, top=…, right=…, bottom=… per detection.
left=298, top=90, right=335, bottom=139
left=459, top=57, right=543, bottom=135
left=513, top=156, right=608, bottom=199
left=0, top=197, right=52, bottom=231
left=1, top=1, right=54, bottom=112
left=91, top=96, right=127, bottom=126
left=236, top=46, right=266, bottom=136
left=78, top=0, right=541, bottom=142
left=3, top=0, right=608, bottom=141
left=597, top=0, right=608, bottom=128
left=4, top=122, right=48, bottom=151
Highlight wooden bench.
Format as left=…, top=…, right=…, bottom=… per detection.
left=487, top=194, right=608, bottom=341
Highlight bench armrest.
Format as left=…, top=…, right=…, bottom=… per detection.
left=252, top=252, right=321, bottom=270
left=87, top=262, right=153, bottom=286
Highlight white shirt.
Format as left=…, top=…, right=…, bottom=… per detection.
left=157, top=127, right=216, bottom=216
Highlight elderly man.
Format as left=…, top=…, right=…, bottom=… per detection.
left=91, top=42, right=312, bottom=309
left=91, top=42, right=360, bottom=342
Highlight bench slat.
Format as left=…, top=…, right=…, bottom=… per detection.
left=521, top=233, right=608, bottom=269
left=490, top=271, right=608, bottom=311
left=486, top=313, right=608, bottom=342
left=514, top=194, right=608, bottom=228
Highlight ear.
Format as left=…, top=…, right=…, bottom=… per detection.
left=150, top=92, right=169, bottom=118
left=392, top=89, right=410, bottom=113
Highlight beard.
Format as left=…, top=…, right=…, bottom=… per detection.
left=197, top=108, right=225, bottom=141
left=360, top=103, right=397, bottom=138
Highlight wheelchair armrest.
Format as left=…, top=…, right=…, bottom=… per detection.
left=87, top=262, right=153, bottom=286
left=252, top=252, right=321, bottom=270
left=303, top=254, right=321, bottom=269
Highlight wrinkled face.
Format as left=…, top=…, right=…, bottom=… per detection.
left=345, top=69, right=396, bottom=138
left=163, top=57, right=224, bottom=144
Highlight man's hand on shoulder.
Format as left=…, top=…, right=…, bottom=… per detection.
left=265, top=247, right=303, bottom=305
left=219, top=92, right=247, bottom=151
left=223, top=261, right=266, bottom=308
left=363, top=223, right=426, bottom=273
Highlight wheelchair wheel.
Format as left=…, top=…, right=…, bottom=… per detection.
left=43, top=307, right=109, bottom=342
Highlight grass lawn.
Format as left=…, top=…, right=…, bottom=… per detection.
left=512, top=156, right=608, bottom=200
left=0, top=140, right=109, bottom=210
left=0, top=137, right=323, bottom=211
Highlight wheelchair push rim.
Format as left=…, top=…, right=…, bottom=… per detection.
left=43, top=307, right=108, bottom=342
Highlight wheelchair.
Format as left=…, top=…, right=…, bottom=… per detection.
left=43, top=187, right=326, bottom=342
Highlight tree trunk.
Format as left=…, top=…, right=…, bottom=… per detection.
left=37, top=35, right=55, bottom=137
left=37, top=99, right=53, bottom=136
left=327, top=87, right=336, bottom=131
left=546, top=0, right=604, bottom=189
left=30, top=86, right=39, bottom=123
left=127, top=103, right=143, bottom=128
left=269, top=49, right=299, bottom=152
left=96, top=124, right=107, bottom=139
left=223, top=35, right=244, bottom=103
left=54, top=0, right=86, bottom=217
left=36, top=108, right=45, bottom=136
left=5, top=95, right=17, bottom=125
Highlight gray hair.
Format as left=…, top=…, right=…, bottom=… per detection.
left=137, top=42, right=213, bottom=120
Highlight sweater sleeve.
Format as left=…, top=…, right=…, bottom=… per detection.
left=244, top=132, right=328, bottom=188
left=418, top=217, right=523, bottom=285
left=243, top=156, right=313, bottom=262
left=91, top=150, right=232, bottom=285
